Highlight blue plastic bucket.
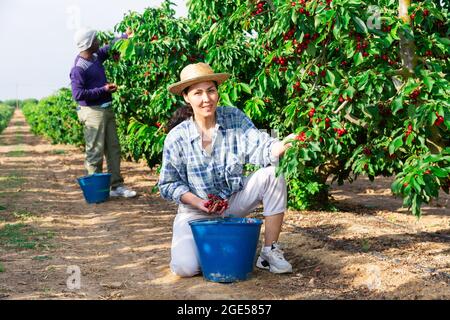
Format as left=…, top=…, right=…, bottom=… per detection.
left=189, top=217, right=263, bottom=283
left=77, top=173, right=111, bottom=204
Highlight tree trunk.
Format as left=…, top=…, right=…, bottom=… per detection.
left=398, top=0, right=417, bottom=76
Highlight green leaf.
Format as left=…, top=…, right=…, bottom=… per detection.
left=430, top=167, right=448, bottom=178
left=423, top=76, right=435, bottom=92
left=392, top=96, right=403, bottom=115
left=314, top=15, right=323, bottom=29
left=291, top=9, right=298, bottom=24
left=354, top=52, right=364, bottom=66
left=240, top=83, right=252, bottom=94
left=326, top=70, right=336, bottom=86
left=389, top=135, right=403, bottom=155
left=357, top=71, right=369, bottom=90
left=352, top=16, right=368, bottom=34
left=423, top=154, right=443, bottom=163
left=220, top=92, right=232, bottom=107
left=345, top=86, right=356, bottom=98
left=391, top=179, right=402, bottom=194
left=333, top=19, right=341, bottom=40
left=437, top=37, right=450, bottom=46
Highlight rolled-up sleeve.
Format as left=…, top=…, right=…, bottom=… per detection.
left=239, top=110, right=279, bottom=167
left=158, top=135, right=190, bottom=204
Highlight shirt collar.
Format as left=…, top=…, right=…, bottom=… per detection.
left=188, top=108, right=225, bottom=142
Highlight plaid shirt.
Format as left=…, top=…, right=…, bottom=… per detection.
left=158, top=106, right=279, bottom=204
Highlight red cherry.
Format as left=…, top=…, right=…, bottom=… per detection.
left=112, top=53, right=121, bottom=62
left=435, top=116, right=444, bottom=126
left=296, top=132, right=306, bottom=142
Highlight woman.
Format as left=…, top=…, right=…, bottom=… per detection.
left=159, top=63, right=295, bottom=277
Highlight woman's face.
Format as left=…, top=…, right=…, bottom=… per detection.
left=183, top=81, right=219, bottom=119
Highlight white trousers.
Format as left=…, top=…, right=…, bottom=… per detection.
left=170, top=166, right=287, bottom=277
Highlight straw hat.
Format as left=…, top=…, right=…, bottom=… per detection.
left=168, top=63, right=230, bottom=95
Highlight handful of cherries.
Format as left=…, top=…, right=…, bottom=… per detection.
left=204, top=194, right=229, bottom=212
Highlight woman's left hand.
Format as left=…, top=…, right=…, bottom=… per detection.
left=210, top=201, right=228, bottom=216
left=281, top=133, right=298, bottom=149
left=271, top=133, right=297, bottom=159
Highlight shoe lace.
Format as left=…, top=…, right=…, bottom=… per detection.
left=270, top=243, right=286, bottom=260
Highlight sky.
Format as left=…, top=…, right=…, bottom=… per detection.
left=0, top=0, right=188, bottom=101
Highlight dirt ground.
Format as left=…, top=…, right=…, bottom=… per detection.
left=0, top=110, right=449, bottom=300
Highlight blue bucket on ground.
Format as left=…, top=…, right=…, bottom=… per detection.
left=189, top=217, right=263, bottom=283
left=77, top=173, right=111, bottom=204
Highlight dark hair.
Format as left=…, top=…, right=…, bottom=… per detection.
left=167, top=104, right=194, bottom=131
left=167, top=81, right=218, bottom=131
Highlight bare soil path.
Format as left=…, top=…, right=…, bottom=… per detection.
left=0, top=110, right=448, bottom=300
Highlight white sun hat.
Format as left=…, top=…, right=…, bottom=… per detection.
left=74, top=28, right=97, bottom=52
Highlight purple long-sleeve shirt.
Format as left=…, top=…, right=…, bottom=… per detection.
left=70, top=35, right=126, bottom=107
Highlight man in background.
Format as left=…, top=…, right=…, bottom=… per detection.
left=70, top=28, right=137, bottom=198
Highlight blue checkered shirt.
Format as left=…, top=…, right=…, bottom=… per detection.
left=158, top=106, right=279, bottom=204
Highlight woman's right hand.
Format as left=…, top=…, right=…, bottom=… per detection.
left=194, top=197, right=228, bottom=215
left=193, top=198, right=212, bottom=214
left=181, top=192, right=227, bottom=215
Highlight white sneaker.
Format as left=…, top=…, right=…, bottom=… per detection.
left=256, top=242, right=293, bottom=274
left=110, top=186, right=137, bottom=198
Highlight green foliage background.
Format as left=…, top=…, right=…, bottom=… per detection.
left=22, top=0, right=449, bottom=216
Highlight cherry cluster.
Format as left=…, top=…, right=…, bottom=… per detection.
left=434, top=113, right=444, bottom=126
left=204, top=194, right=229, bottom=211
left=293, top=33, right=319, bottom=54
left=272, top=56, right=288, bottom=72
left=334, top=127, right=348, bottom=138
left=375, top=54, right=396, bottom=66
left=405, top=124, right=413, bottom=138
left=363, top=147, right=372, bottom=156
left=252, top=1, right=266, bottom=16
left=338, top=94, right=352, bottom=103
left=295, top=131, right=306, bottom=142
left=293, top=81, right=302, bottom=93
left=378, top=104, right=392, bottom=117
left=409, top=88, right=421, bottom=101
